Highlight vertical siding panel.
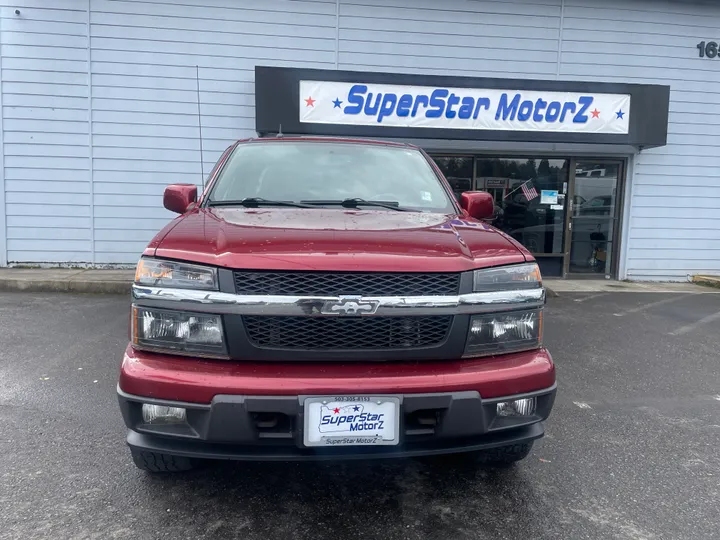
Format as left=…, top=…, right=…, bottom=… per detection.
left=561, top=0, right=720, bottom=280
left=1, top=2, right=91, bottom=263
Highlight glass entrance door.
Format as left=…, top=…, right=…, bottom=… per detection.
left=567, top=161, right=623, bottom=276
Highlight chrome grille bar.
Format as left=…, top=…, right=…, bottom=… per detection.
left=132, top=285, right=545, bottom=316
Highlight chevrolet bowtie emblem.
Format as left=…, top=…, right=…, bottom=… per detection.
left=321, top=296, right=380, bottom=316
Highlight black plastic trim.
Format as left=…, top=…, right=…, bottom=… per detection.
left=217, top=268, right=236, bottom=294
left=127, top=423, right=544, bottom=461
left=224, top=313, right=470, bottom=361
left=118, top=384, right=556, bottom=460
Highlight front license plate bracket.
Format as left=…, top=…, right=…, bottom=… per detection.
left=302, top=396, right=401, bottom=447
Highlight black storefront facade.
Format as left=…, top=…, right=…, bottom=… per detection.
left=255, top=66, right=670, bottom=279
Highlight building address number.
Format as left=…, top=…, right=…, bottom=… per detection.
left=697, top=41, right=720, bottom=58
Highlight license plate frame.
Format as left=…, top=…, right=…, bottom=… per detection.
left=303, top=395, right=401, bottom=447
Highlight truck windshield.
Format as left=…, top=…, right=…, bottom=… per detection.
left=207, top=141, right=456, bottom=213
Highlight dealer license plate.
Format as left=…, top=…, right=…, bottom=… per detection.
left=303, top=396, right=400, bottom=447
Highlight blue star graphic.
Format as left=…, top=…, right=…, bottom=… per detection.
left=352, top=405, right=360, bottom=412
left=615, top=109, right=625, bottom=119
left=332, top=97, right=343, bottom=108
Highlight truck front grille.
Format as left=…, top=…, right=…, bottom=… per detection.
left=233, top=271, right=460, bottom=297
left=242, top=316, right=453, bottom=350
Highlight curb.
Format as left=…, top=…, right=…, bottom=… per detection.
left=545, top=286, right=559, bottom=298
left=0, top=279, right=130, bottom=295
left=691, top=275, right=720, bottom=289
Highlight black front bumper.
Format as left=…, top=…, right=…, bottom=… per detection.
left=119, top=385, right=556, bottom=461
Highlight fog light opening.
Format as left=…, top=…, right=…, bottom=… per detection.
left=496, top=397, right=537, bottom=418
left=142, top=404, right=187, bottom=424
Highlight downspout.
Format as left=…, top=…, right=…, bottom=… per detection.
left=618, top=154, right=636, bottom=280
left=87, top=0, right=95, bottom=264
left=556, top=0, right=565, bottom=79
left=0, top=10, right=6, bottom=266
left=335, top=0, right=340, bottom=68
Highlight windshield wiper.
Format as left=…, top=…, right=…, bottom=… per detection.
left=302, top=198, right=412, bottom=212
left=207, top=198, right=315, bottom=209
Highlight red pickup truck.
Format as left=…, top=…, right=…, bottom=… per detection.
left=118, top=137, right=555, bottom=472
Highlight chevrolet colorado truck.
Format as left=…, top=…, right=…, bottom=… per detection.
left=118, top=137, right=556, bottom=472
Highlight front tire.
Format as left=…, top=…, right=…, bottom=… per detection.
left=130, top=449, right=194, bottom=473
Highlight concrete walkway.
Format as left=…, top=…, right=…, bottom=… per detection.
left=0, top=268, right=716, bottom=295
left=545, top=278, right=714, bottom=295
left=0, top=268, right=134, bottom=294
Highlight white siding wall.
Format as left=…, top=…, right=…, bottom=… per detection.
left=337, top=0, right=562, bottom=79
left=88, top=0, right=336, bottom=262
left=1, top=2, right=90, bottom=264
left=559, top=0, right=720, bottom=280
left=0, top=0, right=338, bottom=264
left=0, top=0, right=718, bottom=279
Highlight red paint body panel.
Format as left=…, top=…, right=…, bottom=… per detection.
left=241, top=136, right=410, bottom=148
left=163, top=184, right=197, bottom=214
left=119, top=345, right=555, bottom=403
left=154, top=208, right=528, bottom=272
left=144, top=216, right=183, bottom=253
left=460, top=191, right=495, bottom=220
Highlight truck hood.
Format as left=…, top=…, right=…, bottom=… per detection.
left=153, top=208, right=528, bottom=272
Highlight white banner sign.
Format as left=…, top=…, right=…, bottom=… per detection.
left=299, top=80, right=631, bottom=134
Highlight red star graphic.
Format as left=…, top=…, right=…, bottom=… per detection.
left=591, top=109, right=600, bottom=118
left=333, top=407, right=340, bottom=414
left=304, top=96, right=315, bottom=107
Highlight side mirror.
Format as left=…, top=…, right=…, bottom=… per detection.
left=163, top=184, right=197, bottom=214
left=460, top=191, right=495, bottom=220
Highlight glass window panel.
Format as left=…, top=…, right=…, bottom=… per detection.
left=431, top=156, right=473, bottom=202
left=475, top=157, right=570, bottom=256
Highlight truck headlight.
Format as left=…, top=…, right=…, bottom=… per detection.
left=132, top=306, right=227, bottom=357
left=473, top=263, right=542, bottom=292
left=135, top=257, right=218, bottom=290
left=464, top=309, right=542, bottom=357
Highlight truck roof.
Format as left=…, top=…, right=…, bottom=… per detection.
left=237, top=136, right=416, bottom=149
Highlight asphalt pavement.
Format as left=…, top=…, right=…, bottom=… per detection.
left=1, top=290, right=719, bottom=540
